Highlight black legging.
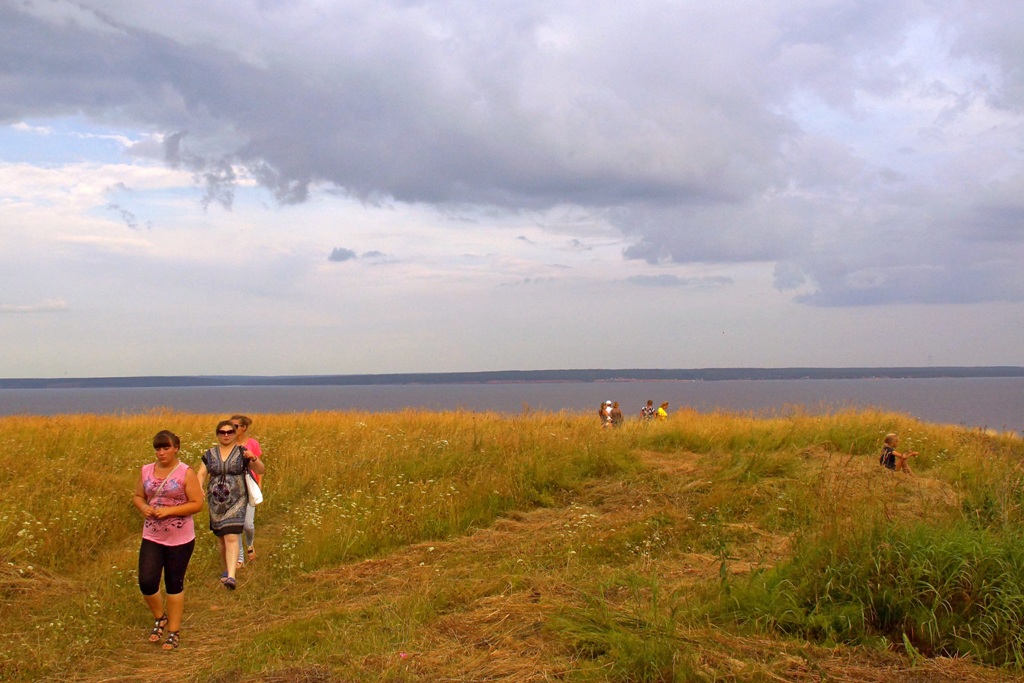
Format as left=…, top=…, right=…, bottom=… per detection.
left=138, top=538, right=195, bottom=596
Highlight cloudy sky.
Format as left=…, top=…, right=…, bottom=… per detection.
left=2, top=0, right=1023, bottom=378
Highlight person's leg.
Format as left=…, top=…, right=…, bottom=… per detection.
left=162, top=540, right=194, bottom=634
left=216, top=535, right=227, bottom=575
left=143, top=592, right=164, bottom=619
left=164, top=591, right=184, bottom=632
left=237, top=505, right=255, bottom=566
left=138, top=539, right=167, bottom=640
left=244, top=504, right=255, bottom=558
left=224, top=534, right=240, bottom=580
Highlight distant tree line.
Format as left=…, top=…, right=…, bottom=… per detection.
left=3, top=366, right=1024, bottom=389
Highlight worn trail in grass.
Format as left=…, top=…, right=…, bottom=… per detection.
left=72, top=447, right=1016, bottom=683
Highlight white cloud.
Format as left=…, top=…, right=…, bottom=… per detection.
left=0, top=299, right=68, bottom=314
left=56, top=233, right=153, bottom=250
left=11, top=121, right=53, bottom=136
left=0, top=1, right=1022, bottom=375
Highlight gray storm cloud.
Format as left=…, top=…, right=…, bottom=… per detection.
left=328, top=248, right=357, bottom=263
left=2, top=0, right=1024, bottom=306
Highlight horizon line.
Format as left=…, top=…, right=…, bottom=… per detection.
left=3, top=366, right=1024, bottom=389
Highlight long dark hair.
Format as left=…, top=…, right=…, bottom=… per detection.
left=152, top=430, right=180, bottom=449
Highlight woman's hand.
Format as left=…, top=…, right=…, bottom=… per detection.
left=247, top=455, right=266, bottom=475
left=134, top=488, right=156, bottom=518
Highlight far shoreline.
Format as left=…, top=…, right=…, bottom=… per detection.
left=3, top=366, right=1024, bottom=390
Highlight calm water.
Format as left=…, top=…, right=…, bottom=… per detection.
left=0, top=378, right=1021, bottom=432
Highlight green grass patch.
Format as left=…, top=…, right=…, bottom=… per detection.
left=2, top=408, right=1023, bottom=681
left=719, top=523, right=1024, bottom=666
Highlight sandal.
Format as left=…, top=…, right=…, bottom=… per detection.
left=236, top=560, right=244, bottom=569
left=247, top=546, right=255, bottom=562
left=223, top=577, right=237, bottom=590
left=148, top=613, right=168, bottom=642
left=162, top=631, right=180, bottom=650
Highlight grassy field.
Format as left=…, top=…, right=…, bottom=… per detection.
left=2, top=407, right=1023, bottom=682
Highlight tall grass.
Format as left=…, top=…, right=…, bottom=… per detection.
left=260, top=410, right=635, bottom=572
left=1, top=407, right=1022, bottom=681
left=697, top=414, right=1024, bottom=667
left=0, top=409, right=637, bottom=680
left=722, top=523, right=1024, bottom=666
left=0, top=410, right=635, bottom=574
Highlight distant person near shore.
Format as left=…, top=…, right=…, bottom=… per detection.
left=640, top=400, right=655, bottom=421
left=231, top=415, right=263, bottom=569
left=133, top=430, right=204, bottom=650
left=599, top=400, right=613, bottom=428
left=879, top=433, right=917, bottom=473
left=610, top=401, right=623, bottom=427
left=198, top=420, right=265, bottom=590
left=657, top=402, right=669, bottom=420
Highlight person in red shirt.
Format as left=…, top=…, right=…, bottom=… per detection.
left=232, top=415, right=263, bottom=567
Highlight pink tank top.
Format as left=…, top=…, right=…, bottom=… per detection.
left=244, top=437, right=263, bottom=486
left=141, top=462, right=196, bottom=546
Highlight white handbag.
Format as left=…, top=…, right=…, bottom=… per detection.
left=245, top=470, right=264, bottom=506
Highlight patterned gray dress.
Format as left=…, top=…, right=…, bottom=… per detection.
left=202, top=446, right=249, bottom=536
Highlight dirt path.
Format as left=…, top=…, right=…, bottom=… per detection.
left=76, top=448, right=1016, bottom=682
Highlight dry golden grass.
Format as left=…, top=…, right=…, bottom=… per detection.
left=2, top=409, right=1023, bottom=682
left=62, top=451, right=1014, bottom=682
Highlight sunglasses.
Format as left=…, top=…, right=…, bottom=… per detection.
left=217, top=429, right=236, bottom=436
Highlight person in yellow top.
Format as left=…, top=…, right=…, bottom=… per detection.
left=656, top=402, right=669, bottom=420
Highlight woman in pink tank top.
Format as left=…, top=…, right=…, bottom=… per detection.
left=132, top=430, right=204, bottom=650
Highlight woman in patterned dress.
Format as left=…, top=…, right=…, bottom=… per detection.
left=197, top=420, right=265, bottom=589
left=133, top=430, right=204, bottom=650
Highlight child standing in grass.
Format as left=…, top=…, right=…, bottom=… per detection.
left=880, top=433, right=918, bottom=474
left=133, top=430, right=204, bottom=650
